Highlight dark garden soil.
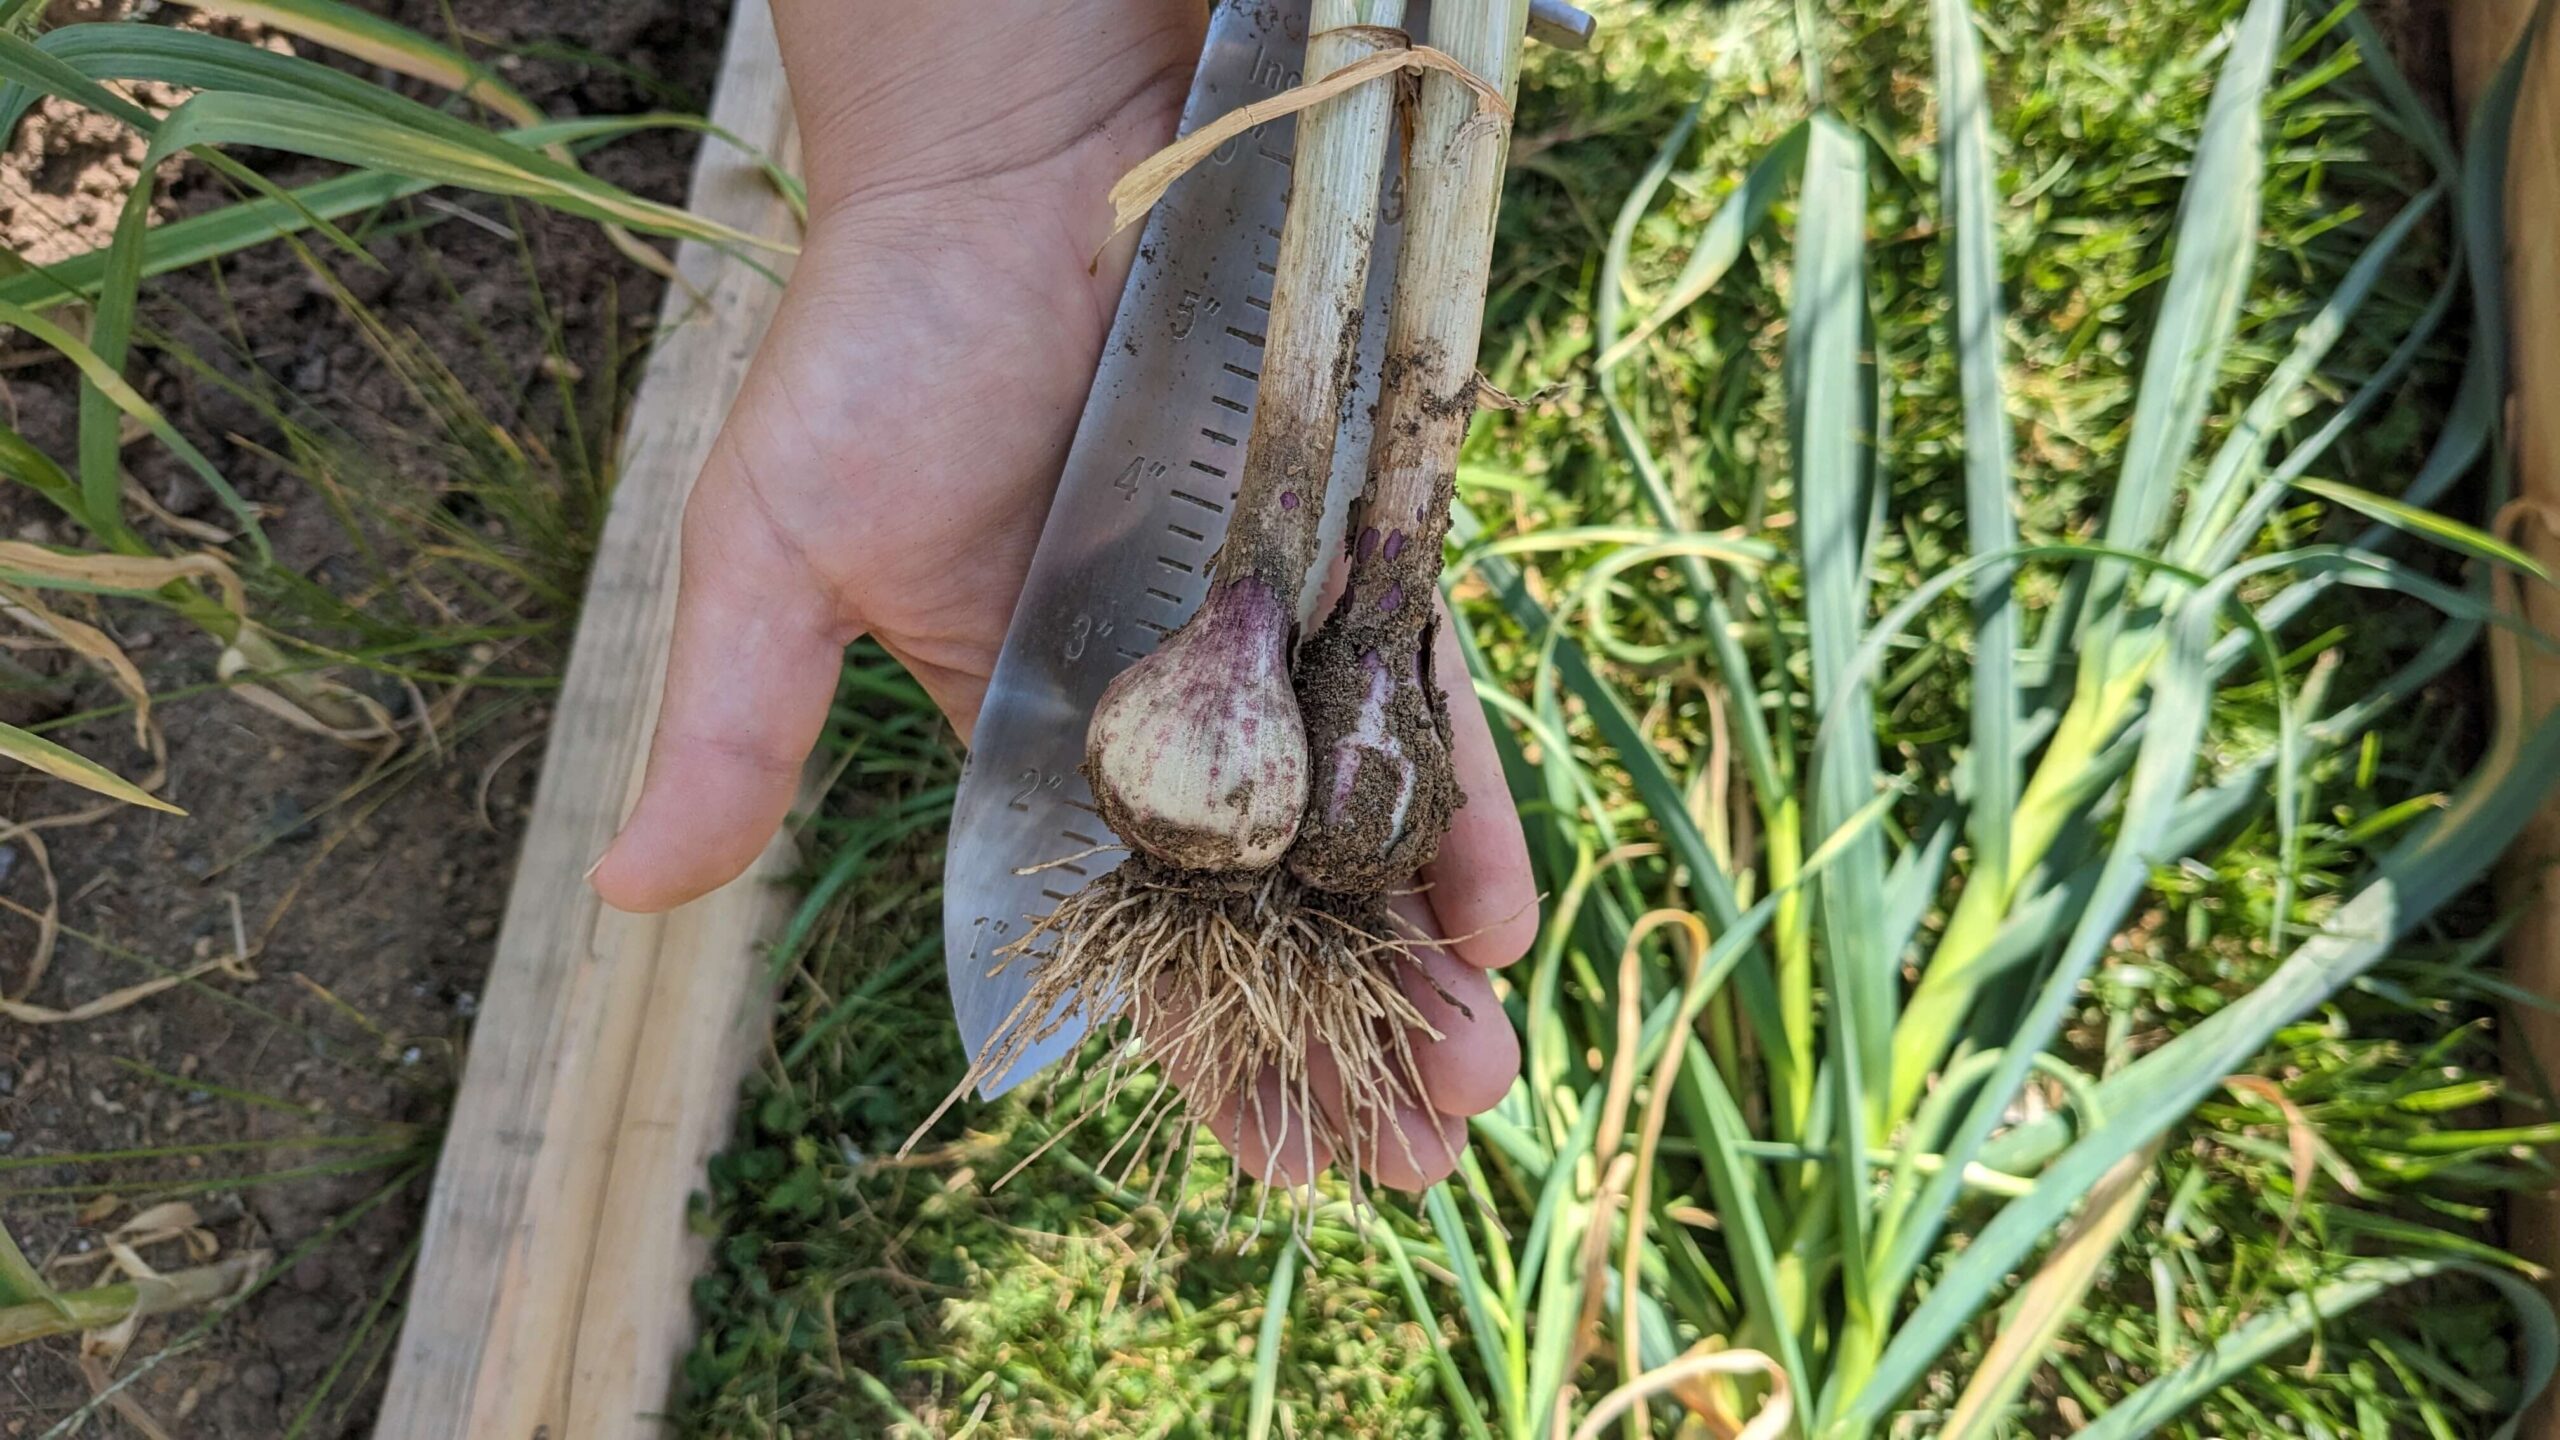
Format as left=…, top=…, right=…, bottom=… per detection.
left=0, top=0, right=735, bottom=1433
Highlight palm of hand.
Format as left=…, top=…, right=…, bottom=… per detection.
left=698, top=194, right=1127, bottom=733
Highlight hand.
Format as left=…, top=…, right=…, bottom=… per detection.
left=590, top=0, right=1538, bottom=1192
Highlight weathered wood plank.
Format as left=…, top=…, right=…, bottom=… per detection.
left=2448, top=4, right=2560, bottom=1435
left=374, top=2, right=801, bottom=1433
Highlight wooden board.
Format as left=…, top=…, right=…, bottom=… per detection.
left=2448, top=4, right=2560, bottom=1435
left=372, top=2, right=803, bottom=1434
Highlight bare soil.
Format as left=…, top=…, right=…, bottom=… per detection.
left=0, top=0, right=731, bottom=1433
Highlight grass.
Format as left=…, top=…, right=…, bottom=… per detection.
left=0, top=0, right=742, bottom=1428
left=682, top=2, right=2560, bottom=1437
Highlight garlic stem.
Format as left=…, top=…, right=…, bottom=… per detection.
left=1213, top=0, right=1410, bottom=610
left=1289, top=1, right=1529, bottom=894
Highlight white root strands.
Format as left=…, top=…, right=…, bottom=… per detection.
left=940, top=865, right=1448, bottom=1219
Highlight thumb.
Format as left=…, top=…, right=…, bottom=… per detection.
left=591, top=439, right=848, bottom=913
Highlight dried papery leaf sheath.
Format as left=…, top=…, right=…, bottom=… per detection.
left=1087, top=3, right=1409, bottom=874
left=1290, top=2, right=1527, bottom=893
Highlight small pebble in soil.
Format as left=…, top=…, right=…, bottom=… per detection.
left=265, top=795, right=315, bottom=845
left=0, top=1132, right=16, bottom=1153
left=454, top=990, right=479, bottom=1018
left=235, top=1361, right=282, bottom=1400
left=0, top=1064, right=14, bottom=1097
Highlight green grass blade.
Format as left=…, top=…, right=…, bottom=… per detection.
left=21, top=20, right=802, bottom=230
left=1788, top=125, right=1891, bottom=1350
left=0, top=423, right=93, bottom=531
left=145, top=90, right=771, bottom=249
left=27, top=22, right=510, bottom=133
left=0, top=1223, right=64, bottom=1311
left=1934, top=0, right=2019, bottom=886
left=1427, top=1183, right=1514, bottom=1421
left=1629, top=791, right=1899, bottom=1067
left=2204, top=251, right=2466, bottom=583
left=1524, top=1197, right=1586, bottom=1439
left=2290, top=477, right=2549, bottom=578
left=1881, top=807, right=1957, bottom=976
left=1512, top=1083, right=1602, bottom=1329
left=2342, top=8, right=2460, bottom=178
left=1887, top=0, right=2288, bottom=1121
left=1245, top=1241, right=1298, bottom=1440
left=1379, top=1218, right=1496, bottom=1440
left=1, top=27, right=368, bottom=261
left=0, top=113, right=785, bottom=315
left=171, top=0, right=539, bottom=120
left=0, top=298, right=258, bottom=554
left=1674, top=1046, right=1812, bottom=1395
left=2455, top=5, right=2533, bottom=517
left=2174, top=187, right=2441, bottom=566
left=1595, top=120, right=1810, bottom=371
left=0, top=720, right=183, bottom=812
left=0, top=27, right=154, bottom=134
left=1939, top=1147, right=2159, bottom=1440
left=2075, top=1259, right=2556, bottom=1440
left=1867, top=547, right=2285, bottom=1400
left=1451, top=504, right=1794, bottom=1067
left=1591, top=105, right=1801, bottom=827
left=2087, top=0, right=2282, bottom=613
left=0, top=170, right=425, bottom=313
left=77, top=147, right=149, bottom=542
left=1592, top=93, right=1702, bottom=355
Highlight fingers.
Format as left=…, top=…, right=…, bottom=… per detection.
left=1203, top=1065, right=1335, bottom=1188
left=1395, top=897, right=1520, bottom=1119
left=1423, top=599, right=1540, bottom=969
left=590, top=441, right=847, bottom=914
left=1306, top=1046, right=1469, bottom=1193
left=1153, top=989, right=1339, bottom=1187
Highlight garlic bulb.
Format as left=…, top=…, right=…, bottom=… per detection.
left=1086, top=578, right=1308, bottom=873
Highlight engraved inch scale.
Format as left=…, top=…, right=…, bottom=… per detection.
left=944, top=0, right=1595, bottom=1096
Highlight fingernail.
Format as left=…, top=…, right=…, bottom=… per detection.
left=583, top=849, right=609, bottom=883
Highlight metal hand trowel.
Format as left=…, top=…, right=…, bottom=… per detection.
left=943, top=0, right=1593, bottom=1097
